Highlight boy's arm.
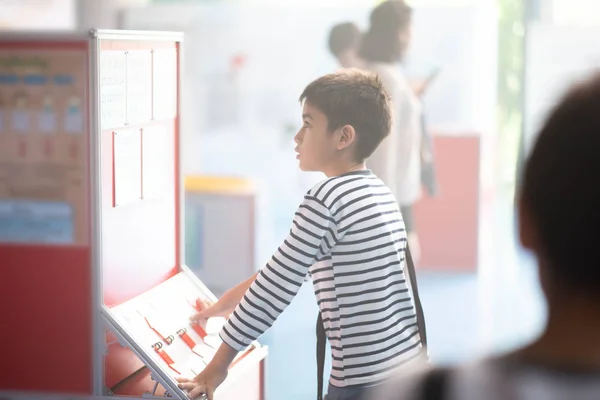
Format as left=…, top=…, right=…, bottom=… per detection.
left=191, top=272, right=259, bottom=321
left=179, top=193, right=339, bottom=399
left=219, top=193, right=338, bottom=352
left=226, top=272, right=260, bottom=303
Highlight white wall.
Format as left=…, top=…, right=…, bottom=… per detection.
left=0, top=0, right=76, bottom=30
left=407, top=1, right=498, bottom=135
left=76, top=0, right=150, bottom=30
left=524, top=23, right=600, bottom=155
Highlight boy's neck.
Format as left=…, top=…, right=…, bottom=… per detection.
left=518, top=298, right=600, bottom=370
left=324, top=162, right=367, bottom=178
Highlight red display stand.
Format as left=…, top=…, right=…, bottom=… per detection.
left=414, top=133, right=481, bottom=272
left=0, top=30, right=266, bottom=400
left=0, top=32, right=98, bottom=396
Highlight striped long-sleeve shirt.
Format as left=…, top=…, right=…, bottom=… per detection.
left=219, top=169, right=423, bottom=387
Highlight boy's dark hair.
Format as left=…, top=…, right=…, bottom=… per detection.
left=328, top=22, right=361, bottom=57
left=299, top=68, right=392, bottom=161
left=521, top=72, right=600, bottom=294
left=359, top=0, right=412, bottom=63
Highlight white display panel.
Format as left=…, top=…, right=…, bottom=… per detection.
left=107, top=272, right=263, bottom=383
left=142, top=124, right=170, bottom=201
left=153, top=48, right=178, bottom=120
left=113, top=129, right=142, bottom=207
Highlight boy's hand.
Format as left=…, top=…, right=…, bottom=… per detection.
left=177, top=363, right=228, bottom=400
left=177, top=342, right=238, bottom=399
left=190, top=298, right=233, bottom=322
left=190, top=272, right=260, bottom=322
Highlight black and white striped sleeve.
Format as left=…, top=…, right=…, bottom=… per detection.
left=219, top=194, right=338, bottom=351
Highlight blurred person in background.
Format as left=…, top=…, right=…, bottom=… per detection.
left=373, top=71, right=600, bottom=400
left=328, top=22, right=364, bottom=69
left=358, top=0, right=424, bottom=263
left=327, top=11, right=439, bottom=207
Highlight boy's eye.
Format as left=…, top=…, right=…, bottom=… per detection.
left=303, top=121, right=310, bottom=128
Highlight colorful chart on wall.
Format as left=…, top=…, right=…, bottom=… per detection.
left=0, top=49, right=88, bottom=245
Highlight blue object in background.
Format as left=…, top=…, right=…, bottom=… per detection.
left=0, top=74, right=18, bottom=85
left=23, top=74, right=48, bottom=85
left=185, top=198, right=204, bottom=271
left=0, top=200, right=74, bottom=244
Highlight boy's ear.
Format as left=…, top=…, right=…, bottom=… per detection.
left=337, top=125, right=356, bottom=151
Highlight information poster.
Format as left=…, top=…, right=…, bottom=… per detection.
left=0, top=199, right=74, bottom=244
left=142, top=125, right=170, bottom=200
left=100, top=51, right=127, bottom=130
left=0, top=48, right=88, bottom=245
left=127, top=50, right=152, bottom=124
left=152, top=48, right=177, bottom=120
left=101, top=48, right=166, bottom=129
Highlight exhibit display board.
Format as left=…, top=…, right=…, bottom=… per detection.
left=104, top=271, right=267, bottom=398
left=0, top=30, right=267, bottom=400
left=96, top=32, right=181, bottom=308
left=93, top=30, right=267, bottom=399
left=0, top=34, right=95, bottom=395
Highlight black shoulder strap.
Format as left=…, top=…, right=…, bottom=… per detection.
left=316, top=312, right=326, bottom=400
left=405, top=244, right=428, bottom=350
left=315, top=244, right=429, bottom=400
left=420, top=368, right=449, bottom=400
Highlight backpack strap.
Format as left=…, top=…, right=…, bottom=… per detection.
left=405, top=244, right=428, bottom=350
left=316, top=312, right=327, bottom=400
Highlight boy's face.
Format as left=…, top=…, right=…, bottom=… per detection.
left=294, top=102, right=341, bottom=174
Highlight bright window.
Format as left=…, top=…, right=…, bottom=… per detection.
left=552, top=0, right=600, bottom=26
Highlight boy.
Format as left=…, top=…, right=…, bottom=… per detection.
left=178, top=69, right=426, bottom=399
left=374, top=72, right=600, bottom=400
